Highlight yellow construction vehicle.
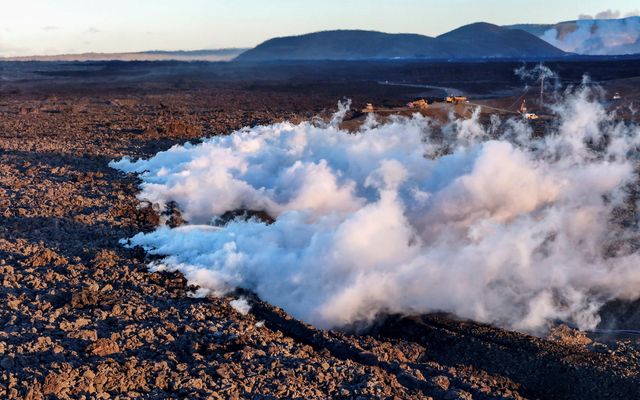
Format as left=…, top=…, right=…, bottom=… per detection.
left=407, top=99, right=429, bottom=110
left=446, top=96, right=468, bottom=104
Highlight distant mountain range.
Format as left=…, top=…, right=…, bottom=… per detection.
left=1, top=48, right=247, bottom=62
left=507, top=16, right=640, bottom=55
left=4, top=17, right=640, bottom=63
left=235, top=23, right=566, bottom=61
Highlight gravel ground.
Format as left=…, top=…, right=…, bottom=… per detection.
left=1, top=80, right=640, bottom=399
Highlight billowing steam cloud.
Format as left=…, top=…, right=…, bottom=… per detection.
left=111, top=86, right=640, bottom=332
left=580, top=10, right=640, bottom=20
left=514, top=63, right=560, bottom=101
left=515, top=63, right=558, bottom=82
left=540, top=16, right=640, bottom=55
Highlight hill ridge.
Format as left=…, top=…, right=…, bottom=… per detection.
left=235, top=23, right=566, bottom=61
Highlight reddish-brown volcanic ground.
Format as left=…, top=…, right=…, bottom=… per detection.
left=1, top=62, right=640, bottom=399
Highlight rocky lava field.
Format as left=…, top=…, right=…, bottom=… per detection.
left=2, top=62, right=640, bottom=399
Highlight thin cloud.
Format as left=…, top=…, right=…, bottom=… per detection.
left=42, top=26, right=59, bottom=31
left=85, top=27, right=101, bottom=34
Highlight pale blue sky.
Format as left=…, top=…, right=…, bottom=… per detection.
left=0, top=0, right=638, bottom=56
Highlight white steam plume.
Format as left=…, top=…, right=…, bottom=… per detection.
left=595, top=10, right=621, bottom=20
left=541, top=17, right=640, bottom=55
left=515, top=64, right=557, bottom=81
left=111, top=86, right=640, bottom=333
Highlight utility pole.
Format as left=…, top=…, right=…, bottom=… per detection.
left=539, top=75, right=545, bottom=108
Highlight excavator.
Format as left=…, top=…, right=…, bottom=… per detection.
left=518, top=100, right=539, bottom=120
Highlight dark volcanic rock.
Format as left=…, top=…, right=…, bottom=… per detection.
left=0, top=67, right=638, bottom=400
left=87, top=338, right=120, bottom=357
